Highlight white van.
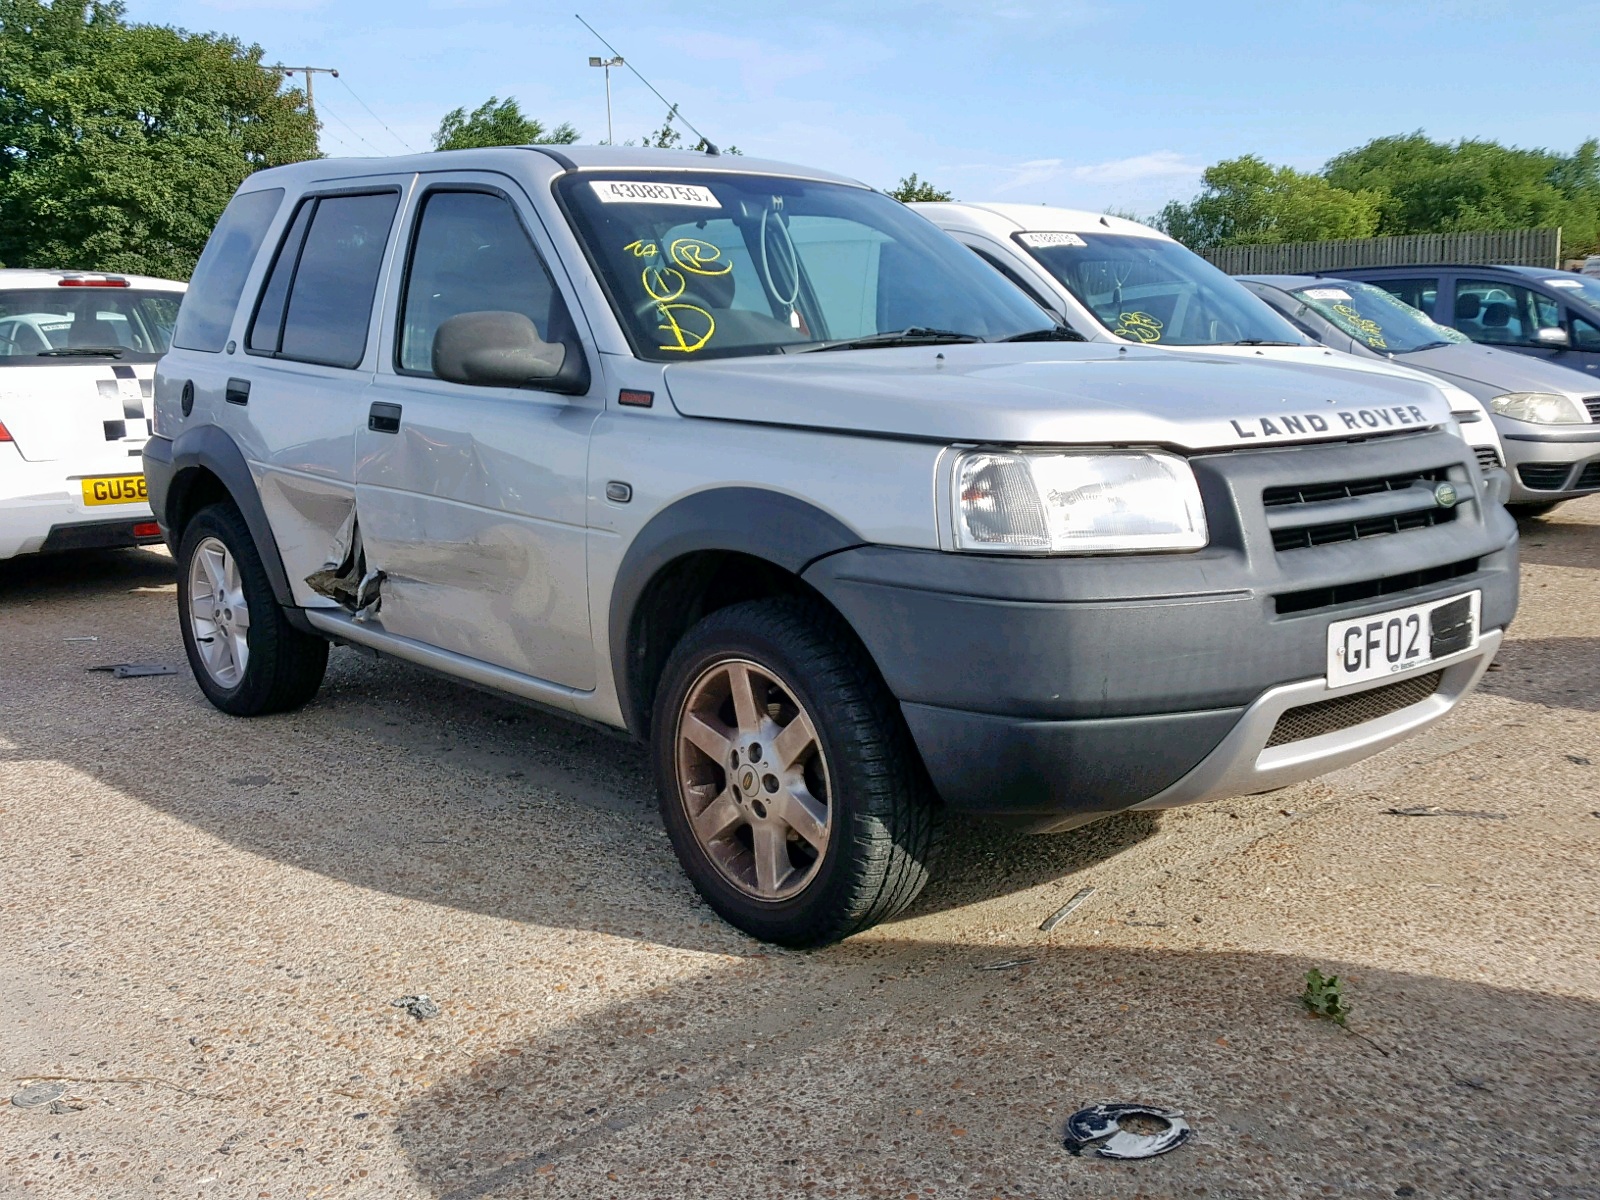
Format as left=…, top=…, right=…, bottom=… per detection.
left=913, top=203, right=1508, bottom=485
left=0, top=269, right=184, bottom=559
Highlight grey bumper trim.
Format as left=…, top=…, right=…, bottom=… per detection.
left=1133, top=627, right=1502, bottom=810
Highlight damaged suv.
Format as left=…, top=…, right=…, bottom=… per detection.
left=144, top=147, right=1518, bottom=946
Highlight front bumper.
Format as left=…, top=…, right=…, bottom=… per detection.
left=803, top=429, right=1519, bottom=832
left=1494, top=416, right=1600, bottom=502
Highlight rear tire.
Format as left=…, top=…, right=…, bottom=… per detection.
left=177, top=502, right=328, bottom=716
left=652, top=597, right=941, bottom=947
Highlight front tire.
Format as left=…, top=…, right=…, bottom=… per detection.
left=1508, top=500, right=1563, bottom=519
left=652, top=597, right=941, bottom=947
left=177, top=502, right=328, bottom=716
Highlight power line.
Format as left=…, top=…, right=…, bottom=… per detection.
left=574, top=13, right=719, bottom=154
left=336, top=75, right=416, bottom=154
left=316, top=98, right=385, bottom=156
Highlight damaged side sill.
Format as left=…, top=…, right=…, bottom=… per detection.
left=303, top=608, right=595, bottom=718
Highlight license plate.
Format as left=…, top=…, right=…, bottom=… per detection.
left=1326, top=591, right=1480, bottom=689
left=80, top=474, right=148, bottom=507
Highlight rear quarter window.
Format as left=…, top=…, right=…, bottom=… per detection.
left=171, top=188, right=285, bottom=353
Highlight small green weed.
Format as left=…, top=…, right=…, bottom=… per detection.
left=1301, top=968, right=1351, bottom=1026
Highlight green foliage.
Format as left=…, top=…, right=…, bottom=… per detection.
left=1301, top=968, right=1351, bottom=1026
left=634, top=112, right=738, bottom=155
left=0, top=0, right=318, bottom=278
left=1161, top=134, right=1600, bottom=256
left=432, top=96, right=577, bottom=151
left=1157, top=155, right=1381, bottom=248
left=887, top=173, right=952, bottom=203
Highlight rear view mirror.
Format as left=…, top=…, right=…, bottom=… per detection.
left=1536, top=326, right=1571, bottom=348
left=433, top=311, right=566, bottom=387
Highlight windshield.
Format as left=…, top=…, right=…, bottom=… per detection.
left=1014, top=232, right=1305, bottom=347
left=1290, top=280, right=1469, bottom=353
left=0, top=288, right=179, bottom=363
left=1538, top=273, right=1600, bottom=309
left=556, top=173, right=1053, bottom=360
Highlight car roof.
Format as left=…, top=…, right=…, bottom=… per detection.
left=1237, top=274, right=1324, bottom=288
left=910, top=201, right=1169, bottom=241
left=241, top=144, right=867, bottom=193
left=0, top=268, right=185, bottom=291
left=1332, top=263, right=1551, bottom=277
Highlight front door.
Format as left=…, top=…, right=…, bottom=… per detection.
left=354, top=176, right=601, bottom=691
left=1451, top=276, right=1567, bottom=363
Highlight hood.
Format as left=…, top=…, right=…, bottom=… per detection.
left=662, top=343, right=1455, bottom=452
left=0, top=361, right=155, bottom=463
left=1390, top=343, right=1600, bottom=402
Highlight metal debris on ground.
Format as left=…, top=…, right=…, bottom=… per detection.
left=1383, top=805, right=1507, bottom=820
left=975, top=957, right=1038, bottom=972
left=11, top=1082, right=67, bottom=1108
left=1039, top=886, right=1096, bottom=932
left=1063, top=1103, right=1191, bottom=1159
left=87, top=662, right=178, bottom=678
left=1567, top=755, right=1592, bottom=765
left=391, top=994, right=441, bottom=1020
left=63, top=636, right=99, bottom=643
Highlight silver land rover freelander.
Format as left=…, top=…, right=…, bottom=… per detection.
left=143, top=147, right=1519, bottom=946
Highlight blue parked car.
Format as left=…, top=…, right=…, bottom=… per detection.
left=1335, top=264, right=1600, bottom=381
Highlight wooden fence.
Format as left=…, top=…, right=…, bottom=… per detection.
left=1200, top=228, right=1562, bottom=275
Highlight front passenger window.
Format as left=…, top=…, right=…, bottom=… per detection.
left=398, top=190, right=574, bottom=375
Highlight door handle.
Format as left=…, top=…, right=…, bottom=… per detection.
left=368, top=402, right=402, bottom=434
left=225, top=378, right=250, bottom=406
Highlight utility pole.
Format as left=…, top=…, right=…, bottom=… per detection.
left=588, top=55, right=623, bottom=145
left=274, top=65, right=340, bottom=121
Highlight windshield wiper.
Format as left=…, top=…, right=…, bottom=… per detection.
left=997, top=324, right=1086, bottom=343
left=1402, top=340, right=1454, bottom=352
left=1228, top=339, right=1303, bottom=347
left=797, top=327, right=983, bottom=353
left=37, top=346, right=125, bottom=358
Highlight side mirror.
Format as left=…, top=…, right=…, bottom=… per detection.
left=433, top=311, right=566, bottom=387
left=1536, top=326, right=1571, bottom=348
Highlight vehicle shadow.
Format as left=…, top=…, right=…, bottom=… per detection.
left=0, top=549, right=1157, bottom=957
left=390, top=941, right=1600, bottom=1198
left=0, top=544, right=174, bottom=593
left=1515, top=499, right=1600, bottom=569
left=1478, top=636, right=1600, bottom=713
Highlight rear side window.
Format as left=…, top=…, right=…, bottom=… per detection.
left=1375, top=276, right=1438, bottom=314
left=396, top=189, right=574, bottom=375
left=172, top=188, right=284, bottom=353
left=248, top=191, right=400, bottom=369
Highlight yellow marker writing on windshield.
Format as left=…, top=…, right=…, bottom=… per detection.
left=624, top=239, right=659, bottom=259
left=1114, top=311, right=1163, bottom=343
left=643, top=265, right=686, bottom=303
left=670, top=238, right=732, bottom=277
left=1333, top=303, right=1387, bottom=349
left=655, top=303, right=715, bottom=353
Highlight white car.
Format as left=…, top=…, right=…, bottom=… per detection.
left=0, top=269, right=183, bottom=559
left=912, top=203, right=1509, bottom=488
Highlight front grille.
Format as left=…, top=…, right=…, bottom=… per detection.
left=1577, top=461, right=1600, bottom=490
left=1518, top=463, right=1572, bottom=491
left=1474, top=445, right=1501, bottom=472
left=1266, top=671, right=1444, bottom=748
left=1275, top=557, right=1479, bottom=616
left=1265, top=467, right=1457, bottom=552
left=1584, top=397, right=1600, bottom=421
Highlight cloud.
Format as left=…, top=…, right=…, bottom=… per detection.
left=991, top=151, right=1202, bottom=193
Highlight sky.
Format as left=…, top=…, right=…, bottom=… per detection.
left=136, top=0, right=1600, bottom=218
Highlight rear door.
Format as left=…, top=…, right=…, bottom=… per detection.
left=353, top=174, right=601, bottom=689
left=233, top=180, right=410, bottom=606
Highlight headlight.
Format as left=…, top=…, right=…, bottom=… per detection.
left=953, top=450, right=1207, bottom=553
left=1489, top=391, right=1586, bottom=424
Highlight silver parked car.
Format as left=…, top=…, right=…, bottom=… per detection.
left=144, top=147, right=1517, bottom=945
left=1241, top=275, right=1600, bottom=513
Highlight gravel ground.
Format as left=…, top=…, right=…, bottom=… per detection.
left=2, top=498, right=1597, bottom=1200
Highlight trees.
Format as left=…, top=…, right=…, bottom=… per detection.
left=431, top=96, right=577, bottom=151
left=0, top=0, right=317, bottom=277
left=887, top=173, right=952, bottom=203
left=1160, top=135, right=1600, bottom=255
left=1156, top=156, right=1380, bottom=248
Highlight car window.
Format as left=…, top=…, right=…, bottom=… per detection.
left=172, top=188, right=284, bottom=353
left=968, top=245, right=1059, bottom=316
left=1374, top=277, right=1438, bottom=315
left=1014, top=232, right=1303, bottom=346
left=556, top=173, right=1050, bottom=360
left=397, top=189, right=575, bottom=375
left=1573, top=314, right=1600, bottom=352
left=1288, top=281, right=1467, bottom=353
left=1454, top=278, right=1562, bottom=347
left=249, top=191, right=400, bottom=368
left=0, top=290, right=182, bottom=362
